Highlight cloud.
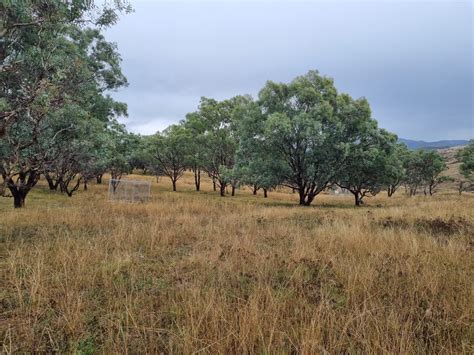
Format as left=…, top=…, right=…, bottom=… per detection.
left=105, top=0, right=473, bottom=140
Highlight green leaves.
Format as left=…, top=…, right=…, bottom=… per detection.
left=457, top=141, right=474, bottom=180
left=0, top=1, right=130, bottom=207
left=237, top=71, right=369, bottom=205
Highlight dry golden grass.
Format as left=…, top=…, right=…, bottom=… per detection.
left=1, top=173, right=473, bottom=353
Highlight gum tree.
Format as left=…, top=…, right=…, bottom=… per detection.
left=0, top=6, right=129, bottom=207
left=337, top=128, right=399, bottom=206
left=404, top=150, right=449, bottom=196
left=149, top=125, right=190, bottom=192
left=0, top=0, right=131, bottom=136
left=187, top=96, right=250, bottom=197
left=238, top=71, right=379, bottom=206
left=456, top=141, right=474, bottom=194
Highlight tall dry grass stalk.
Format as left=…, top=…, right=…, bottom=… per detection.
left=0, top=174, right=473, bottom=353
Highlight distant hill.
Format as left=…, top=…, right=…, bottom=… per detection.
left=398, top=138, right=470, bottom=150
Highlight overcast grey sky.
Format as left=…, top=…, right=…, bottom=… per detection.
left=104, top=0, right=473, bottom=141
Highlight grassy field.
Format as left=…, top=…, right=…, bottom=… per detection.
left=1, top=173, right=473, bottom=353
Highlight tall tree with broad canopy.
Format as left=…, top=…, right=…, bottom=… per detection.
left=337, top=128, right=399, bottom=206
left=187, top=96, right=251, bottom=197
left=0, top=0, right=131, bottom=137
left=404, top=150, right=449, bottom=196
left=233, top=100, right=284, bottom=197
left=0, top=5, right=129, bottom=207
left=237, top=71, right=379, bottom=206
left=149, top=125, right=191, bottom=192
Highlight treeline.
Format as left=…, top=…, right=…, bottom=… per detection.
left=135, top=75, right=473, bottom=206
left=1, top=2, right=472, bottom=209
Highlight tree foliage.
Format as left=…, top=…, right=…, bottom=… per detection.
left=456, top=141, right=474, bottom=194
left=0, top=1, right=130, bottom=207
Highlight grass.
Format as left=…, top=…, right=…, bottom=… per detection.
left=1, top=174, right=473, bottom=353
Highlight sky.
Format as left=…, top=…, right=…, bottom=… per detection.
left=104, top=0, right=473, bottom=141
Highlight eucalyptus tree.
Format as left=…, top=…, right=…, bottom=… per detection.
left=456, top=141, right=474, bottom=194
left=404, top=151, right=425, bottom=196
left=0, top=0, right=131, bottom=137
left=124, top=133, right=150, bottom=173
left=41, top=106, right=114, bottom=196
left=0, top=7, right=129, bottom=207
left=237, top=71, right=380, bottom=206
left=419, top=150, right=450, bottom=195
left=404, top=150, right=449, bottom=196
left=104, top=122, right=133, bottom=192
left=385, top=143, right=410, bottom=197
left=149, top=125, right=190, bottom=191
left=336, top=128, right=398, bottom=206
left=188, top=96, right=251, bottom=196
left=233, top=100, right=283, bottom=197
left=182, top=112, right=208, bottom=191
left=0, top=122, right=42, bottom=207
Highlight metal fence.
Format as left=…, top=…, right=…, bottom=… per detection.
left=108, top=179, right=151, bottom=203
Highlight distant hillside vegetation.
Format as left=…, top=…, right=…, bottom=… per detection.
left=399, top=138, right=469, bottom=150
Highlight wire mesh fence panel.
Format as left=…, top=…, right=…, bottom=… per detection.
left=108, top=179, right=151, bottom=203
left=328, top=187, right=351, bottom=196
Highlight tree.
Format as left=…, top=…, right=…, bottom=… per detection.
left=233, top=100, right=283, bottom=198
left=182, top=112, right=208, bottom=191
left=186, top=96, right=250, bottom=197
left=0, top=0, right=131, bottom=137
left=149, top=125, right=190, bottom=191
left=104, top=123, right=132, bottom=192
left=237, top=71, right=378, bottom=206
left=337, top=128, right=399, bottom=206
left=404, top=150, right=449, bottom=196
left=385, top=143, right=409, bottom=197
left=0, top=131, right=41, bottom=207
left=404, top=151, right=424, bottom=196
left=456, top=141, right=474, bottom=194
left=420, top=151, right=449, bottom=196
left=0, top=11, right=128, bottom=207
left=41, top=107, right=114, bottom=197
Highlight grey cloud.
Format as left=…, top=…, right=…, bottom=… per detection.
left=105, top=0, right=473, bottom=140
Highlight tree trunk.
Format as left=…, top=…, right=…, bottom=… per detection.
left=194, top=169, right=200, bottom=191
left=387, top=185, right=395, bottom=197
left=253, top=185, right=258, bottom=195
left=83, top=180, right=88, bottom=190
left=96, top=174, right=103, bottom=184
left=298, top=188, right=315, bottom=206
left=298, top=189, right=306, bottom=205
left=12, top=189, right=27, bottom=208
left=220, top=183, right=226, bottom=197
left=231, top=185, right=235, bottom=196
left=172, top=179, right=177, bottom=191
left=353, top=192, right=362, bottom=206
left=8, top=170, right=39, bottom=208
left=45, top=174, right=59, bottom=191
left=213, top=179, right=217, bottom=192
left=305, top=193, right=316, bottom=206
left=263, top=188, right=268, bottom=198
